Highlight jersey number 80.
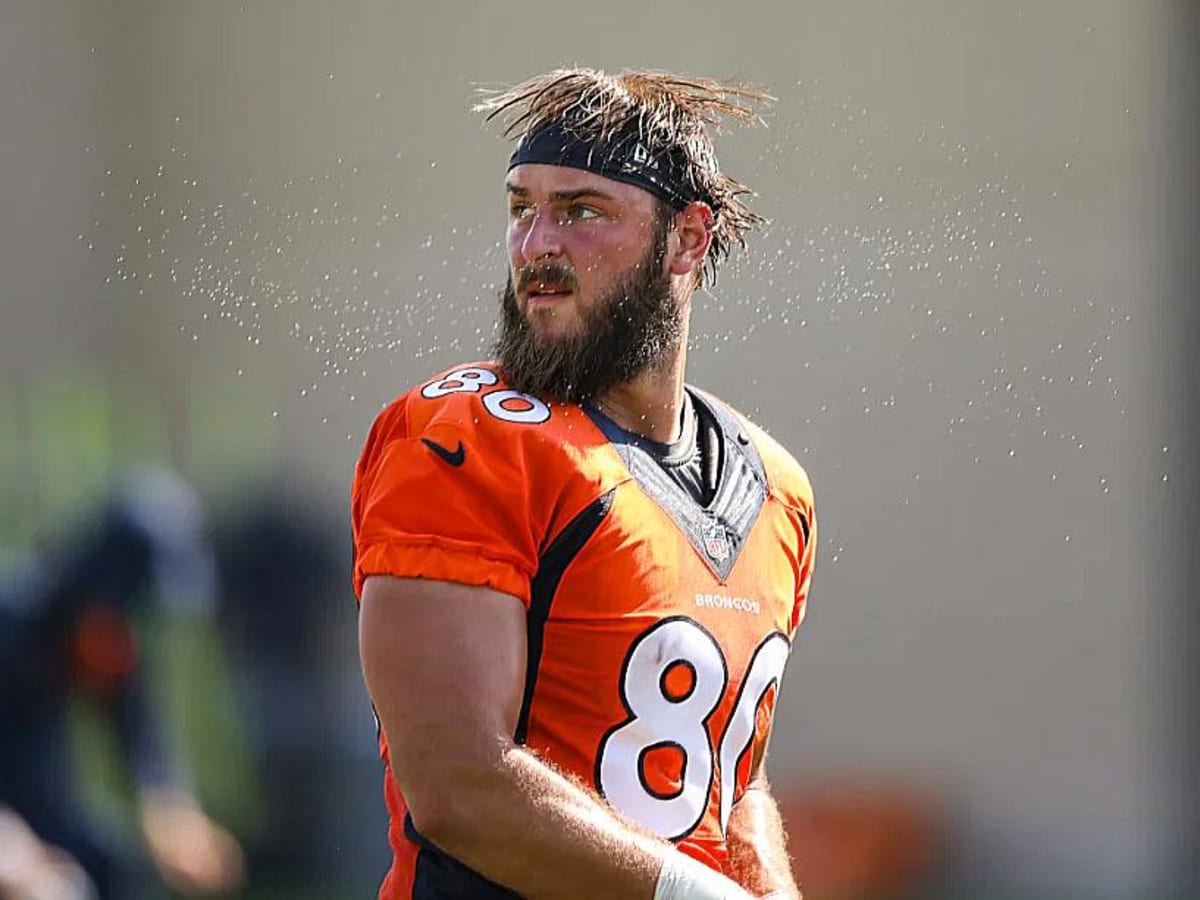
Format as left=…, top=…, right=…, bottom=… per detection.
left=421, top=367, right=550, bottom=424
left=596, top=618, right=790, bottom=841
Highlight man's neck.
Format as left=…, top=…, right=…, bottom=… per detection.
left=593, top=338, right=689, bottom=444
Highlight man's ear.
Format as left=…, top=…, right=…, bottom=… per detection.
left=667, top=202, right=714, bottom=277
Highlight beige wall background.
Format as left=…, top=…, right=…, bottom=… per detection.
left=1, top=1, right=1190, bottom=895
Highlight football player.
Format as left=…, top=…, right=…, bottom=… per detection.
left=354, top=68, right=816, bottom=900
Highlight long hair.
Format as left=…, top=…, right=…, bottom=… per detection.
left=475, top=68, right=772, bottom=288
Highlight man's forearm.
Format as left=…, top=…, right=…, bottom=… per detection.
left=725, top=783, right=801, bottom=899
left=411, top=745, right=751, bottom=900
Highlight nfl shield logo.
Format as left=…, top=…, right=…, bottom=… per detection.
left=703, top=521, right=730, bottom=562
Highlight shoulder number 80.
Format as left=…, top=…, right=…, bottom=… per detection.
left=421, top=367, right=550, bottom=424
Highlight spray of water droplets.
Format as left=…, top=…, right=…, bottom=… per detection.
left=83, top=143, right=507, bottom=425
left=83, top=85, right=1158, bottom=507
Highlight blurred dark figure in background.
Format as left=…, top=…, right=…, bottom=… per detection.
left=0, top=469, right=244, bottom=900
left=212, top=488, right=380, bottom=890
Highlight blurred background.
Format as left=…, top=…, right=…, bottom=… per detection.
left=1, top=1, right=1196, bottom=898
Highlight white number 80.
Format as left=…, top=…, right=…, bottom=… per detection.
left=596, top=618, right=790, bottom=840
left=421, top=368, right=551, bottom=425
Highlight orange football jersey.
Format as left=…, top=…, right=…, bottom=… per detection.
left=352, top=363, right=816, bottom=899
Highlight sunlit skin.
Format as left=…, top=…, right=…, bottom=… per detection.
left=505, top=163, right=713, bottom=442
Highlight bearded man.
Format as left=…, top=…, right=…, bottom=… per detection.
left=353, top=68, right=817, bottom=900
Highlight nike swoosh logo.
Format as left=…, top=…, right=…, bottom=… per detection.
left=421, top=437, right=465, bottom=467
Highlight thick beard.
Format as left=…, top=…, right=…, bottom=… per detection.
left=493, top=229, right=681, bottom=405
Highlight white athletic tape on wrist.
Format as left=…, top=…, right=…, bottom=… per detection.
left=653, top=852, right=747, bottom=900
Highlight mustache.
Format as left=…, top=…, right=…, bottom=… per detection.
left=516, top=262, right=579, bottom=294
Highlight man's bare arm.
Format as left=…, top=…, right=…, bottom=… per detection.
left=726, top=776, right=802, bottom=900
left=358, top=575, right=753, bottom=900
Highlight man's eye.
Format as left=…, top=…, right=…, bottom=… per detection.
left=510, top=204, right=534, bottom=220
left=568, top=205, right=601, bottom=221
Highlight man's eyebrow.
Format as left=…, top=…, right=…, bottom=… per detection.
left=549, top=187, right=616, bottom=203
left=505, top=182, right=617, bottom=203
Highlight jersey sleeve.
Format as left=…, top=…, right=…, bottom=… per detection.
left=351, top=397, right=540, bottom=607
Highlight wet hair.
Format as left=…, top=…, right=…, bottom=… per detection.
left=476, top=68, right=772, bottom=288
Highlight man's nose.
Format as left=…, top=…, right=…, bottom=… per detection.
left=520, top=211, right=565, bottom=264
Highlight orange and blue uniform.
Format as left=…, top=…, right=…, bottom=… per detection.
left=351, top=363, right=816, bottom=899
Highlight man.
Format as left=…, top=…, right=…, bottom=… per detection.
left=353, top=68, right=816, bottom=900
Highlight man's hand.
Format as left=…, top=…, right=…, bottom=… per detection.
left=138, top=788, right=245, bottom=896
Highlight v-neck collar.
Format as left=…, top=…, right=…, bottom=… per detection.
left=583, top=388, right=769, bottom=582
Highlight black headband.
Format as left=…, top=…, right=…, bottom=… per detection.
left=507, top=118, right=709, bottom=212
